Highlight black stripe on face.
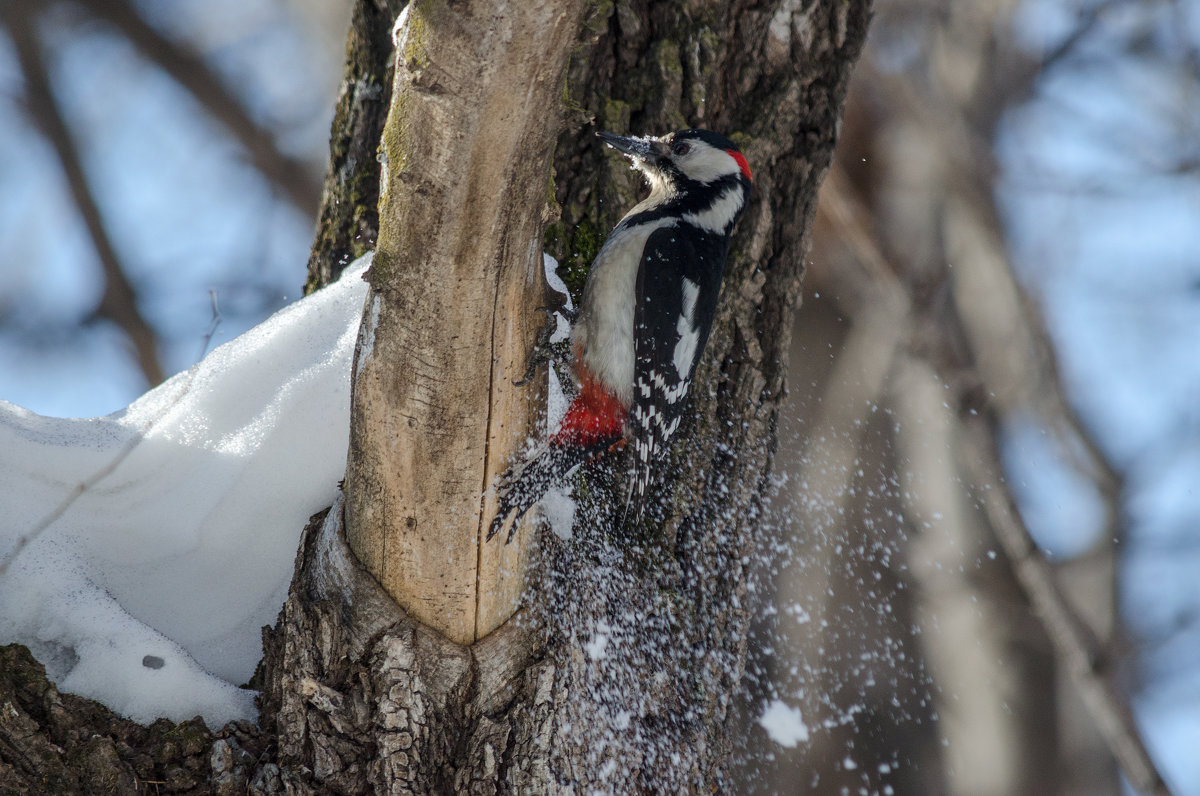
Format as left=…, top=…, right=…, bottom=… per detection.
left=618, top=172, right=748, bottom=231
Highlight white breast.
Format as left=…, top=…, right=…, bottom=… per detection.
left=573, top=217, right=677, bottom=406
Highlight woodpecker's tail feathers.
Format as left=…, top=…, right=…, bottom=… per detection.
left=514, top=307, right=572, bottom=388
left=621, top=457, right=657, bottom=528
left=487, top=443, right=589, bottom=544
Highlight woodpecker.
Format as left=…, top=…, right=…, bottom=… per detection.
left=488, top=128, right=753, bottom=542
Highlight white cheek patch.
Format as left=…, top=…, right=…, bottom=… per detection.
left=678, top=144, right=742, bottom=184
left=673, top=279, right=701, bottom=379
left=682, top=186, right=744, bottom=233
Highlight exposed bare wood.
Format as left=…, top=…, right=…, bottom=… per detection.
left=343, top=0, right=586, bottom=645
left=3, top=0, right=165, bottom=388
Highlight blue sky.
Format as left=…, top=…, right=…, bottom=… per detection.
left=1001, top=0, right=1200, bottom=788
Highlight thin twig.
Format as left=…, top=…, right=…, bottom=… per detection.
left=0, top=378, right=185, bottom=578
left=198, top=289, right=223, bottom=362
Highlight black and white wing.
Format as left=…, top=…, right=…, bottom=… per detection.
left=627, top=225, right=722, bottom=517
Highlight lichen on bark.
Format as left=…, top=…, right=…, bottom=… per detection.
left=304, top=0, right=409, bottom=295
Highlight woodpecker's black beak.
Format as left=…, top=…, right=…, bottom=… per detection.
left=597, top=131, right=668, bottom=163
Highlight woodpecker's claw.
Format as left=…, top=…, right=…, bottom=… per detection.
left=514, top=306, right=572, bottom=387
left=487, top=455, right=544, bottom=543
left=486, top=506, right=516, bottom=543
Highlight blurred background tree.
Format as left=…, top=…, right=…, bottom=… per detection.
left=0, top=0, right=341, bottom=413
left=1, top=0, right=1196, bottom=793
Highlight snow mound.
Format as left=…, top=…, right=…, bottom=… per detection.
left=0, top=255, right=371, bottom=727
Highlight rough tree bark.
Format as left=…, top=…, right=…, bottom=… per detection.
left=304, top=0, right=408, bottom=295
left=259, top=0, right=872, bottom=793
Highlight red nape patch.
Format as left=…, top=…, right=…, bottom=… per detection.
left=727, top=149, right=753, bottom=182
left=551, top=371, right=626, bottom=448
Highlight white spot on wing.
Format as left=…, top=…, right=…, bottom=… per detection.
left=681, top=279, right=700, bottom=321
left=673, top=280, right=702, bottom=379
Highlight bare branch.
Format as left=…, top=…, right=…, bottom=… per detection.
left=863, top=43, right=1126, bottom=527
left=197, top=289, right=223, bottom=362
left=72, top=0, right=322, bottom=218
left=817, top=157, right=1163, bottom=793
left=794, top=166, right=913, bottom=521
left=960, top=416, right=1174, bottom=796
left=1038, top=0, right=1113, bottom=75
left=2, top=0, right=165, bottom=387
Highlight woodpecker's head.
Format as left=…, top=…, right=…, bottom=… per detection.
left=598, top=129, right=752, bottom=190
left=598, top=129, right=752, bottom=232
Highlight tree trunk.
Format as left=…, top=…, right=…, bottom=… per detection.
left=303, top=0, right=408, bottom=295
left=264, top=0, right=872, bottom=793
left=341, top=0, right=585, bottom=647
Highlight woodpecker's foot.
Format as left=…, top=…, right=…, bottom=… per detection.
left=486, top=506, right=516, bottom=544
left=487, top=446, right=542, bottom=543
left=514, top=306, right=573, bottom=387
left=487, top=463, right=541, bottom=543
left=553, top=304, right=579, bottom=324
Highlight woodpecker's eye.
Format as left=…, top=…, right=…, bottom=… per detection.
left=671, top=141, right=691, bottom=156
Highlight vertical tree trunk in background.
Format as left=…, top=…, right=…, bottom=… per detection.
left=269, top=0, right=872, bottom=792
left=739, top=0, right=1137, bottom=793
